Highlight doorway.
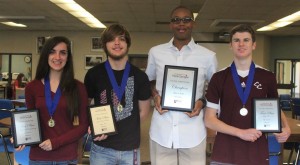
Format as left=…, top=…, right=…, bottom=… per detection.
left=275, top=59, right=300, bottom=97
left=0, top=53, right=32, bottom=99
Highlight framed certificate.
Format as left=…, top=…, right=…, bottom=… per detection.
left=11, top=109, right=42, bottom=147
left=161, top=65, right=198, bottom=112
left=89, top=105, right=117, bottom=137
left=253, top=98, right=281, bottom=133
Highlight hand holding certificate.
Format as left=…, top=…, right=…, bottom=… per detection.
left=11, top=109, right=42, bottom=148
left=161, top=65, right=198, bottom=112
left=253, top=98, right=281, bottom=133
left=89, top=105, right=117, bottom=137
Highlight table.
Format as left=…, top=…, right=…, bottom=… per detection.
left=0, top=86, right=6, bottom=99
left=280, top=117, right=300, bottom=164
left=11, top=99, right=26, bottom=107
left=0, top=117, right=11, bottom=127
left=286, top=117, right=300, bottom=142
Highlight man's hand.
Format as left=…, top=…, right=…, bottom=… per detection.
left=185, top=99, right=202, bottom=118
left=153, top=95, right=168, bottom=115
left=274, top=126, right=291, bottom=143
left=39, top=139, right=53, bottom=151
left=88, top=126, right=108, bottom=141
left=236, top=128, right=262, bottom=142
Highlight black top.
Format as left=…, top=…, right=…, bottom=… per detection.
left=84, top=62, right=151, bottom=150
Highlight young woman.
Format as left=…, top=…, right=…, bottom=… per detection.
left=15, top=36, right=89, bottom=165
left=13, top=73, right=25, bottom=99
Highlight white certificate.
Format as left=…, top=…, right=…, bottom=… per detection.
left=12, top=109, right=42, bottom=147
left=89, top=105, right=117, bottom=136
left=253, top=98, right=281, bottom=133
left=161, top=65, right=198, bottom=112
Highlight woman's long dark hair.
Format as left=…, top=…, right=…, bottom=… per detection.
left=35, top=36, right=80, bottom=121
left=16, top=73, right=24, bottom=87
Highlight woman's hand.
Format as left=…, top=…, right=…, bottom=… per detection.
left=10, top=137, right=26, bottom=151
left=39, top=139, right=53, bottom=151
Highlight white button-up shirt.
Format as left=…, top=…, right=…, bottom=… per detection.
left=146, top=38, right=217, bottom=148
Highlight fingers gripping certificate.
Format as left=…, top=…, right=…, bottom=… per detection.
left=89, top=105, right=117, bottom=137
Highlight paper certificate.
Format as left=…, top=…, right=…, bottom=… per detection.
left=11, top=109, right=42, bottom=147
left=253, top=98, right=281, bottom=133
left=161, top=65, right=198, bottom=112
left=89, top=105, right=117, bottom=137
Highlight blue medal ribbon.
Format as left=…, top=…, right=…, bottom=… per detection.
left=45, top=75, right=62, bottom=117
left=105, top=60, right=131, bottom=104
left=230, top=62, right=255, bottom=106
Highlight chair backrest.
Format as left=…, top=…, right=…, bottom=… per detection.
left=18, top=95, right=25, bottom=99
left=280, top=94, right=291, bottom=100
left=268, top=134, right=281, bottom=165
left=0, top=99, right=14, bottom=109
left=279, top=94, right=292, bottom=111
left=0, top=99, right=14, bottom=119
left=0, top=109, right=11, bottom=119
left=291, top=98, right=300, bottom=119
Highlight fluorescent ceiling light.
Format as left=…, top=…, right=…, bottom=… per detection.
left=257, top=11, right=300, bottom=31
left=50, top=0, right=106, bottom=29
left=1, top=22, right=26, bottom=27
left=193, top=13, right=198, bottom=20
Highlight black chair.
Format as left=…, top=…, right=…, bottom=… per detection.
left=279, top=94, right=292, bottom=111
left=291, top=98, right=300, bottom=119
left=287, top=98, right=300, bottom=164
left=295, top=144, right=300, bottom=165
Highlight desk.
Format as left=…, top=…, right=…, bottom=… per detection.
left=286, top=117, right=300, bottom=142
left=0, top=117, right=11, bottom=127
left=0, top=86, right=6, bottom=99
left=279, top=117, right=300, bottom=164
left=11, top=99, right=26, bottom=107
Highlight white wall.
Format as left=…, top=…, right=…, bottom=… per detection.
left=198, top=35, right=269, bottom=71
left=0, top=30, right=268, bottom=82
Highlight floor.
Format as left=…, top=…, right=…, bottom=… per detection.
left=0, top=111, right=298, bottom=165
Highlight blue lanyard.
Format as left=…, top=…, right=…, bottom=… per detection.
left=105, top=61, right=131, bottom=103
left=45, top=75, right=62, bottom=117
left=230, top=62, right=255, bottom=106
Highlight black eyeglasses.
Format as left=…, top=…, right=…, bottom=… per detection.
left=170, top=17, right=194, bottom=24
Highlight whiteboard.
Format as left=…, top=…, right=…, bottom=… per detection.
left=198, top=42, right=233, bottom=71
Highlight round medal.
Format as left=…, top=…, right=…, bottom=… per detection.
left=117, top=104, right=123, bottom=112
left=240, top=108, right=248, bottom=116
left=48, top=118, right=55, bottom=127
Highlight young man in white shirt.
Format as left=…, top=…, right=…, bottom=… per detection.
left=146, top=5, right=218, bottom=165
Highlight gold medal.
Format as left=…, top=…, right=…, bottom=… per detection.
left=117, top=103, right=123, bottom=112
left=48, top=117, right=55, bottom=127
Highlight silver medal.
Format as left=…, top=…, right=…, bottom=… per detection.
left=240, top=107, right=248, bottom=116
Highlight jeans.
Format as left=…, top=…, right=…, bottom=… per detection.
left=90, top=143, right=140, bottom=165
left=29, top=159, right=77, bottom=165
